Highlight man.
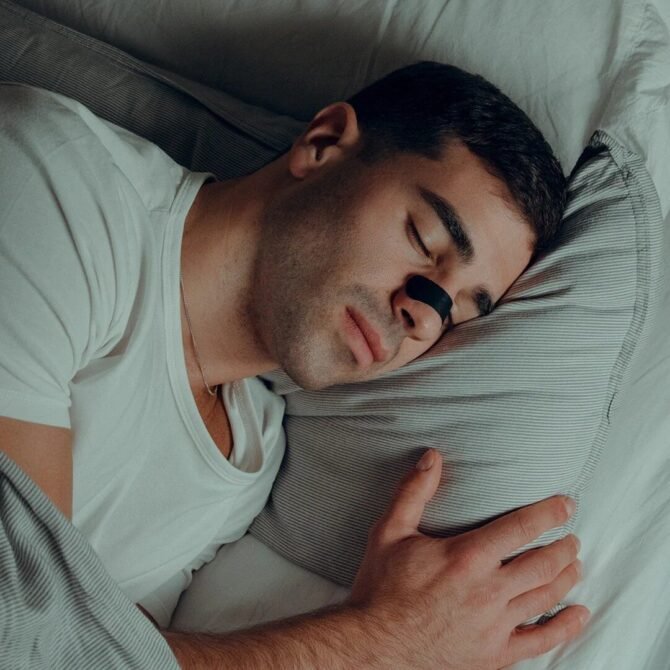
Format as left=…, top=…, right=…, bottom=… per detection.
left=0, top=61, right=588, bottom=668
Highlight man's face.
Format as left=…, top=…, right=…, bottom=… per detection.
left=251, top=141, right=535, bottom=390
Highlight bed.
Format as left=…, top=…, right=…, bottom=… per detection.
left=1, top=1, right=669, bottom=668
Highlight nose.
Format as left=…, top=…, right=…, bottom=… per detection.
left=394, top=275, right=453, bottom=341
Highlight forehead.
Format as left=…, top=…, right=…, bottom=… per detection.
left=373, top=141, right=514, bottom=211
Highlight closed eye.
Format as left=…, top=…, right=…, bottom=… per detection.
left=408, top=218, right=432, bottom=260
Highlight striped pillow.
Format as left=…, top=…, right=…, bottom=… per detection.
left=251, top=131, right=664, bottom=602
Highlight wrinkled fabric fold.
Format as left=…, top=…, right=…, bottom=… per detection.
left=0, top=452, right=179, bottom=670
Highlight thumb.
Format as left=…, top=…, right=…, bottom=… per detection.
left=380, top=448, right=443, bottom=543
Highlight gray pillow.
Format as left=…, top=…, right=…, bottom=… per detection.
left=251, top=132, right=664, bottom=593
left=0, top=0, right=299, bottom=177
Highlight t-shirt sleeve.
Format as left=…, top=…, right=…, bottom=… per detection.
left=137, top=537, right=227, bottom=629
left=137, top=570, right=191, bottom=630
left=136, top=492, right=286, bottom=629
left=138, top=468, right=286, bottom=629
left=0, top=85, right=127, bottom=428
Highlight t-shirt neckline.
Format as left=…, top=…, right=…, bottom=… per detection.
left=161, top=171, right=261, bottom=483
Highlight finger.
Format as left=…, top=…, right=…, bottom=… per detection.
left=502, top=605, right=590, bottom=665
left=508, top=559, right=582, bottom=623
left=501, top=534, right=580, bottom=599
left=458, top=495, right=574, bottom=565
left=376, top=449, right=443, bottom=544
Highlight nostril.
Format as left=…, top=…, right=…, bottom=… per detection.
left=401, top=308, right=415, bottom=328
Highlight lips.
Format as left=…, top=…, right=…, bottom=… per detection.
left=347, top=307, right=388, bottom=363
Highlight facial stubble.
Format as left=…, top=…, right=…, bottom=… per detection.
left=250, top=167, right=363, bottom=390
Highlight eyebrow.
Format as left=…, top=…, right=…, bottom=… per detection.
left=441, top=286, right=494, bottom=332
left=416, top=185, right=494, bottom=319
left=417, top=185, right=474, bottom=264
left=473, top=287, right=494, bottom=317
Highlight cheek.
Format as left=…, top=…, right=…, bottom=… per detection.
left=390, top=337, right=435, bottom=370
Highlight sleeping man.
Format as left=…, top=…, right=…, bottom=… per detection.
left=0, top=61, right=588, bottom=669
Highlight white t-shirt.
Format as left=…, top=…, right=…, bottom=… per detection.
left=0, top=83, right=286, bottom=628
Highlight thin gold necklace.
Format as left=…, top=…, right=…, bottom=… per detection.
left=179, top=275, right=219, bottom=397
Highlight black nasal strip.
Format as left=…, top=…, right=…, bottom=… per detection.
left=406, top=275, right=453, bottom=323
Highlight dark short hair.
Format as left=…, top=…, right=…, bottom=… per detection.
left=346, top=61, right=566, bottom=258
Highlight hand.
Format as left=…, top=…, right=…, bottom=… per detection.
left=348, top=448, right=589, bottom=670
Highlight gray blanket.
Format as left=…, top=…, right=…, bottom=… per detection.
left=0, top=452, right=179, bottom=669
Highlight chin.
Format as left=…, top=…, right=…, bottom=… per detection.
left=283, top=356, right=361, bottom=391
left=277, top=333, right=365, bottom=391
left=284, top=371, right=332, bottom=392
left=278, top=358, right=329, bottom=392
left=294, top=366, right=378, bottom=391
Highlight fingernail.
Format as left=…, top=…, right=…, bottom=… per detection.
left=564, top=497, right=576, bottom=516
left=416, top=449, right=435, bottom=471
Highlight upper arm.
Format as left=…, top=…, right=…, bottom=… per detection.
left=0, top=88, right=126, bottom=517
left=1, top=89, right=119, bottom=429
left=0, top=416, right=73, bottom=519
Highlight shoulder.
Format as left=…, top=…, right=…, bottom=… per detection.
left=0, top=82, right=190, bottom=213
left=0, top=83, right=121, bottom=205
left=0, top=83, right=100, bottom=152
left=0, top=85, right=143, bottom=378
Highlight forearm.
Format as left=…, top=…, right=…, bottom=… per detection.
left=162, top=604, right=394, bottom=670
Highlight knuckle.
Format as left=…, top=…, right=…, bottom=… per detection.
left=465, top=577, right=504, bottom=609
left=571, top=533, right=581, bottom=554
left=449, top=540, right=481, bottom=573
left=537, top=587, right=557, bottom=613
left=550, top=536, right=574, bottom=566
left=537, top=613, right=580, bottom=655
left=514, top=511, right=539, bottom=542
left=367, top=517, right=388, bottom=544
left=555, top=497, right=571, bottom=523
left=391, top=485, right=422, bottom=512
left=533, top=554, right=558, bottom=582
left=562, top=612, right=583, bottom=641
left=562, top=533, right=580, bottom=555
left=539, top=596, right=561, bottom=618
left=537, top=627, right=556, bottom=654
left=528, top=621, right=562, bottom=655
left=479, top=581, right=504, bottom=608
left=570, top=559, right=583, bottom=582
left=394, top=480, right=417, bottom=502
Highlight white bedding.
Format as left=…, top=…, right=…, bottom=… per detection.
left=11, top=1, right=670, bottom=667
left=13, top=0, right=670, bottom=218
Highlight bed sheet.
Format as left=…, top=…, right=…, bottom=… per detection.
left=6, top=1, right=670, bottom=667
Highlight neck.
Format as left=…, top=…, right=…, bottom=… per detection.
left=179, top=160, right=286, bottom=389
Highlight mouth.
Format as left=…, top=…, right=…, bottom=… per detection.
left=344, top=307, right=388, bottom=366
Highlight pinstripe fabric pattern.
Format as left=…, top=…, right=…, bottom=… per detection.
left=0, top=0, right=663, bottom=630
left=0, top=0, right=297, bottom=179
left=0, top=453, right=180, bottom=669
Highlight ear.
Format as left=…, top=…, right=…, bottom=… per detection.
left=287, top=102, right=362, bottom=179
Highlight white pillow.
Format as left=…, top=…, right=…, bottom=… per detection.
left=11, top=0, right=670, bottom=213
